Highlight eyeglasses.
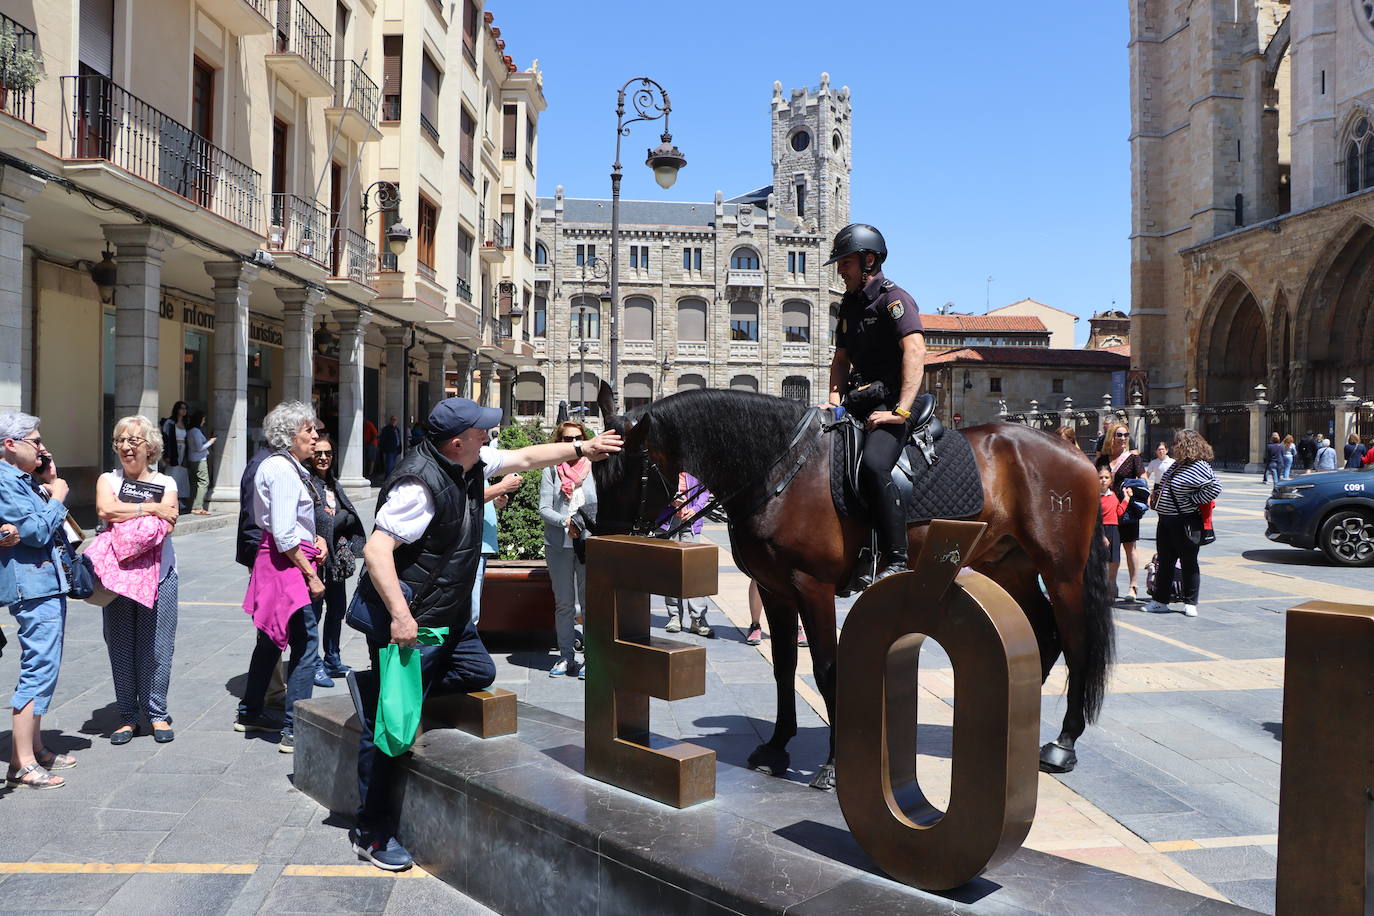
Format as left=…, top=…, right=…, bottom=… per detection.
left=561, top=436, right=584, bottom=443
left=1114, top=433, right=1130, bottom=438
left=15, top=436, right=42, bottom=449
left=314, top=450, right=333, bottom=458
left=112, top=436, right=146, bottom=448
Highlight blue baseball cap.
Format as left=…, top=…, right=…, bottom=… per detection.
left=426, top=397, right=503, bottom=441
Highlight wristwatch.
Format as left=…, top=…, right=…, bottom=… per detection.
left=893, top=406, right=912, bottom=419
left=573, top=441, right=583, bottom=459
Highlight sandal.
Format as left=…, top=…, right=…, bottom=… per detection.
left=35, top=748, right=76, bottom=770
left=6, top=761, right=65, bottom=790
left=1126, top=586, right=1138, bottom=602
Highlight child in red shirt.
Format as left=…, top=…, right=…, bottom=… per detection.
left=1099, top=464, right=1127, bottom=594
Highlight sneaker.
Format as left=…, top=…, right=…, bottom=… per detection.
left=1142, top=600, right=1171, bottom=614
left=577, top=662, right=587, bottom=681
left=350, top=829, right=414, bottom=872
left=278, top=732, right=295, bottom=754
left=745, top=624, right=762, bottom=646
left=549, top=658, right=571, bottom=678
left=234, top=711, right=282, bottom=734
left=1183, top=604, right=1198, bottom=617
left=665, top=614, right=682, bottom=634
left=689, top=616, right=714, bottom=638
left=798, top=630, right=809, bottom=648
left=313, top=667, right=335, bottom=689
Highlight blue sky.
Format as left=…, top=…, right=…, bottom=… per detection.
left=488, top=2, right=1131, bottom=347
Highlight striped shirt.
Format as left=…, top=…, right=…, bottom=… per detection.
left=1154, top=460, right=1222, bottom=516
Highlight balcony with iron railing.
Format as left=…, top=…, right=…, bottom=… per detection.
left=326, top=60, right=381, bottom=143
left=268, top=0, right=333, bottom=97
left=268, top=193, right=328, bottom=265
left=199, top=0, right=273, bottom=35
left=502, top=147, right=516, bottom=160
left=0, top=14, right=39, bottom=127
left=480, top=219, right=508, bottom=263
left=455, top=275, right=472, bottom=303
left=61, top=73, right=262, bottom=234
left=329, top=226, right=376, bottom=288
left=419, top=112, right=439, bottom=145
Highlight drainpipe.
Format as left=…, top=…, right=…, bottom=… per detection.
left=401, top=323, right=416, bottom=452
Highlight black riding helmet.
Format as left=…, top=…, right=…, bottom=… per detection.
left=824, top=223, right=887, bottom=272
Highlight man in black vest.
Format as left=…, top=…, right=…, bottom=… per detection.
left=350, top=396, right=623, bottom=871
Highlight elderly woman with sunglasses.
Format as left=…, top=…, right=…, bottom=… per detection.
left=306, top=433, right=365, bottom=684
left=0, top=411, right=76, bottom=789
left=538, top=421, right=598, bottom=679
left=94, top=417, right=181, bottom=745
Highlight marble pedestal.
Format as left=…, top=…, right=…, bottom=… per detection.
left=293, top=696, right=1252, bottom=915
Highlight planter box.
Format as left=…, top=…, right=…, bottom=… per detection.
left=478, top=558, right=555, bottom=633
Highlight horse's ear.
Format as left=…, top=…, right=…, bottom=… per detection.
left=596, top=381, right=616, bottom=422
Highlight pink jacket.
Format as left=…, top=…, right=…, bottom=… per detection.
left=85, top=516, right=172, bottom=609
left=242, top=534, right=320, bottom=649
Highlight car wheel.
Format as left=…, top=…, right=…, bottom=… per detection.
left=1319, top=509, right=1374, bottom=567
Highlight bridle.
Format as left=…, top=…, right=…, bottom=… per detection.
left=601, top=407, right=822, bottom=539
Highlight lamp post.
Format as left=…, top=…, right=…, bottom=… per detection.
left=609, top=76, right=686, bottom=411
left=575, top=256, right=608, bottom=417
left=360, top=181, right=411, bottom=265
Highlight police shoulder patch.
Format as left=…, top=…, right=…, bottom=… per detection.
left=888, top=300, right=904, bottom=320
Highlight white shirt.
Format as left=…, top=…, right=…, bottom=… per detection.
left=101, top=469, right=177, bottom=574
left=1144, top=456, right=1175, bottom=483
left=187, top=427, right=212, bottom=463
left=374, top=445, right=507, bottom=544
left=252, top=452, right=316, bottom=552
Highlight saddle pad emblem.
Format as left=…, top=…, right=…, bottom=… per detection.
left=888, top=300, right=905, bottom=320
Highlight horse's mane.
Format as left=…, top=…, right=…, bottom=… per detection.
left=641, top=389, right=807, bottom=495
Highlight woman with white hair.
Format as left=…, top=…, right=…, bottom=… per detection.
left=235, top=401, right=325, bottom=753
left=0, top=411, right=75, bottom=789
left=94, top=416, right=181, bottom=745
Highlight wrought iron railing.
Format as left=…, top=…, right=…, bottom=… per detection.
left=458, top=160, right=474, bottom=186
left=0, top=14, right=39, bottom=124
left=275, top=0, right=332, bottom=88
left=484, top=219, right=509, bottom=249
left=502, top=148, right=517, bottom=159
left=455, top=275, right=472, bottom=302
left=268, top=193, right=327, bottom=263
left=1200, top=401, right=1251, bottom=470
left=245, top=0, right=270, bottom=18
left=419, top=112, right=439, bottom=144
left=380, top=96, right=400, bottom=121
left=330, top=226, right=375, bottom=285
left=61, top=73, right=262, bottom=232
left=332, top=59, right=379, bottom=128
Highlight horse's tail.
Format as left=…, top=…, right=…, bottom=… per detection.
left=1080, top=518, right=1116, bottom=724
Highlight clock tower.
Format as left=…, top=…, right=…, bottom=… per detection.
left=771, top=73, right=852, bottom=241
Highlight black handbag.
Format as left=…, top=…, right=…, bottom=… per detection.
left=58, top=532, right=95, bottom=600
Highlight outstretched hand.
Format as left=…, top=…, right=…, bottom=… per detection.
left=583, top=430, right=624, bottom=461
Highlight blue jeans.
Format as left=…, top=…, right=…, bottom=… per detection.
left=1281, top=455, right=1294, bottom=480
left=355, top=623, right=496, bottom=835
left=8, top=594, right=66, bottom=715
left=315, top=578, right=347, bottom=671
left=1263, top=462, right=1281, bottom=484
left=469, top=554, right=488, bottom=628
left=238, top=604, right=318, bottom=735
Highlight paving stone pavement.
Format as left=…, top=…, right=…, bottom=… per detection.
left=0, top=469, right=1363, bottom=913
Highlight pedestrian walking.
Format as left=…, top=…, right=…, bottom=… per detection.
left=1344, top=433, right=1368, bottom=469
left=91, top=416, right=181, bottom=745
left=0, top=411, right=76, bottom=789
left=379, top=416, right=402, bottom=478
left=307, top=433, right=365, bottom=684
left=1316, top=436, right=1338, bottom=470
left=1298, top=431, right=1317, bottom=473
left=1144, top=429, right=1222, bottom=618
left=1144, top=441, right=1174, bottom=484
left=539, top=421, right=597, bottom=678
left=1263, top=432, right=1283, bottom=485
left=185, top=410, right=216, bottom=515
left=235, top=401, right=325, bottom=754
left=1281, top=434, right=1296, bottom=481
left=363, top=418, right=379, bottom=479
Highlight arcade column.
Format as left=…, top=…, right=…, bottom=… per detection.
left=103, top=224, right=174, bottom=421
left=335, top=309, right=371, bottom=489
left=424, top=340, right=450, bottom=416
left=381, top=325, right=407, bottom=428
left=204, top=260, right=259, bottom=510
left=278, top=286, right=324, bottom=404
left=497, top=367, right=516, bottom=423
left=0, top=166, right=44, bottom=412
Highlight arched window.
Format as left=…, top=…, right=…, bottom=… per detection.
left=623, top=373, right=653, bottom=411
left=514, top=372, right=545, bottom=416
left=571, top=294, right=600, bottom=339
left=729, top=374, right=758, bottom=392
left=782, top=300, right=810, bottom=343
left=677, top=373, right=706, bottom=392
left=1343, top=119, right=1373, bottom=194
left=534, top=241, right=548, bottom=264
left=676, top=297, right=707, bottom=341
left=782, top=376, right=810, bottom=403
left=829, top=303, right=840, bottom=346
left=729, top=301, right=758, bottom=341
left=623, top=296, right=654, bottom=340
left=568, top=371, right=601, bottom=419
left=730, top=247, right=760, bottom=270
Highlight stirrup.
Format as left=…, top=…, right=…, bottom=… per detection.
left=872, top=554, right=909, bottom=584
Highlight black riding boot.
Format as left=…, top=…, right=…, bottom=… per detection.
left=858, top=474, right=910, bottom=588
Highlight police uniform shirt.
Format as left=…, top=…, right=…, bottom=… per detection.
left=834, top=271, right=923, bottom=392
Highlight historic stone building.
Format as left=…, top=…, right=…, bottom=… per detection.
left=1086, top=309, right=1130, bottom=349
left=523, top=75, right=851, bottom=424
left=1130, top=0, right=1374, bottom=406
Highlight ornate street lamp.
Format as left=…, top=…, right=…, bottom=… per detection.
left=608, top=76, right=686, bottom=410
left=88, top=249, right=117, bottom=304
left=360, top=181, right=411, bottom=260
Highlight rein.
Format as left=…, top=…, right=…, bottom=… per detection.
left=628, top=407, right=821, bottom=538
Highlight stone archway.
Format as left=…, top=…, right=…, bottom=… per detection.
left=1301, top=220, right=1374, bottom=397
left=1199, top=275, right=1267, bottom=403
left=1270, top=290, right=1292, bottom=402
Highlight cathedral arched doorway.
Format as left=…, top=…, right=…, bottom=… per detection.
left=1200, top=277, right=1267, bottom=403
left=1302, top=221, right=1374, bottom=398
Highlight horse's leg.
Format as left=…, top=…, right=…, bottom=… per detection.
left=795, top=579, right=840, bottom=790
left=984, top=552, right=1060, bottom=681
left=1036, top=520, right=1114, bottom=774
left=746, top=592, right=799, bottom=777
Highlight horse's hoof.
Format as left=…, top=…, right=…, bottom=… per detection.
left=1039, top=741, right=1077, bottom=773
left=809, top=764, right=836, bottom=791
left=747, top=744, right=790, bottom=777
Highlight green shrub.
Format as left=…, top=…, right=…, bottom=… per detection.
left=495, top=419, right=547, bottom=559
left=0, top=24, right=44, bottom=95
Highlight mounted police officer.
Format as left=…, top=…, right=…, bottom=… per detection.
left=823, top=223, right=926, bottom=585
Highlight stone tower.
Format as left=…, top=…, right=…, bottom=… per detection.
left=771, top=73, right=852, bottom=242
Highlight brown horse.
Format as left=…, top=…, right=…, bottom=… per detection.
left=591, top=385, right=1113, bottom=789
